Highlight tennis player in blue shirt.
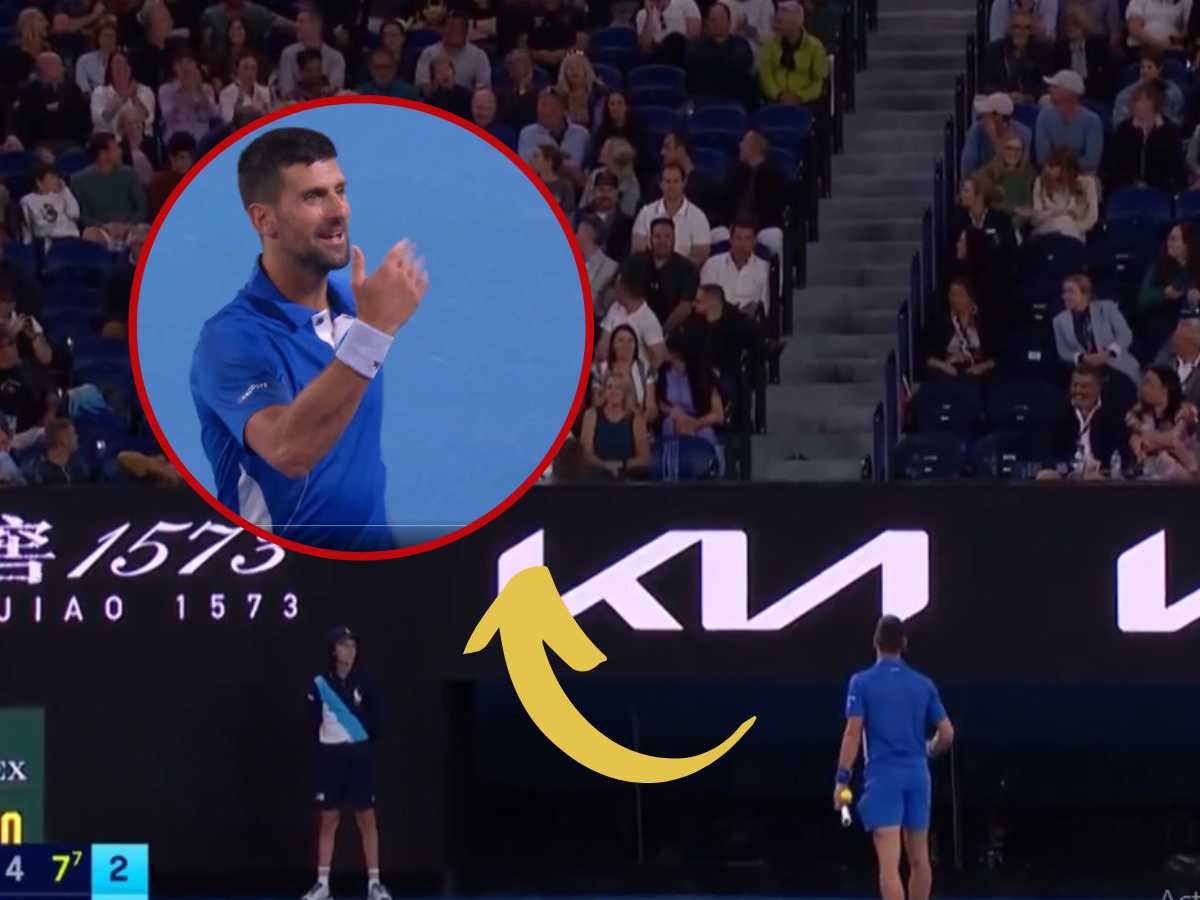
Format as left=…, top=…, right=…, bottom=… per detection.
left=190, top=127, right=429, bottom=552
left=834, top=615, right=955, bottom=900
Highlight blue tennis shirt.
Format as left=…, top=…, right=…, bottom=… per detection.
left=190, top=258, right=391, bottom=552
left=845, top=657, right=947, bottom=772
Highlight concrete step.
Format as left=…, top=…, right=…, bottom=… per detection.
left=777, top=400, right=879, bottom=432
left=834, top=152, right=943, bottom=177
left=760, top=457, right=867, bottom=481
left=811, top=239, right=916, bottom=266
left=820, top=196, right=928, bottom=221
left=805, top=261, right=909, bottom=288
left=821, top=217, right=921, bottom=242
left=794, top=306, right=897, bottom=335
left=871, top=48, right=965, bottom=71
left=791, top=332, right=897, bottom=359
left=871, top=30, right=972, bottom=53
left=800, top=285, right=906, bottom=311
left=783, top=356, right=884, bottom=383
left=857, top=69, right=959, bottom=94
left=833, top=172, right=934, bottom=198
left=850, top=108, right=952, bottom=132
left=877, top=10, right=977, bottom=33
left=765, top=380, right=886, bottom=406
left=846, top=127, right=944, bottom=152
left=857, top=88, right=956, bottom=112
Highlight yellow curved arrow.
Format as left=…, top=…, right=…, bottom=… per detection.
left=463, top=565, right=756, bottom=783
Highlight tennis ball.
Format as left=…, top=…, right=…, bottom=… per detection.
left=838, top=788, right=854, bottom=805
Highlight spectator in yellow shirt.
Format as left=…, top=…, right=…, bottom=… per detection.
left=759, top=1, right=828, bottom=105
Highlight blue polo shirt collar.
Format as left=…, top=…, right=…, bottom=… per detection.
left=243, top=256, right=353, bottom=331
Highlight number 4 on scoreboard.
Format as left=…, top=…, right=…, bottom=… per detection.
left=53, top=851, right=82, bottom=882
left=5, top=854, right=22, bottom=882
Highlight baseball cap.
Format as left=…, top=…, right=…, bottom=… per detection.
left=325, top=625, right=358, bottom=650
left=973, top=92, right=1014, bottom=116
left=1044, top=69, right=1085, bottom=96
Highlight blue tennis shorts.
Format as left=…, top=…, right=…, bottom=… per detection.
left=858, top=764, right=931, bottom=832
left=314, top=742, right=376, bottom=810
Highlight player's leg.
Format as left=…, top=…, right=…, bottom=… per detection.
left=901, top=829, right=931, bottom=900
left=870, top=827, right=905, bottom=900
left=859, top=773, right=905, bottom=900
left=901, top=768, right=934, bottom=900
left=304, top=745, right=347, bottom=900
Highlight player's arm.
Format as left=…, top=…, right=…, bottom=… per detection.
left=305, top=678, right=323, bottom=736
left=925, top=683, right=954, bottom=757
left=834, top=674, right=864, bottom=806
left=245, top=242, right=428, bottom=478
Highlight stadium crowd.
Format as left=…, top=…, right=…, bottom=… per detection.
left=0, top=0, right=822, bottom=488
left=898, top=0, right=1200, bottom=482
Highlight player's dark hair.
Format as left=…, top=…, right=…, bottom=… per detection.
left=88, top=130, right=117, bottom=158
left=237, top=127, right=337, bottom=207
left=30, top=159, right=57, bottom=184
left=650, top=216, right=675, bottom=234
left=874, top=615, right=905, bottom=655
left=698, top=282, right=725, bottom=304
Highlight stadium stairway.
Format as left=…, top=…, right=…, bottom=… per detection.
left=754, top=0, right=975, bottom=480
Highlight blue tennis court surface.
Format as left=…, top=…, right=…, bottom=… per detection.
left=137, top=102, right=586, bottom=533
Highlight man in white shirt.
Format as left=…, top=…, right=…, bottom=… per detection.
left=637, top=0, right=702, bottom=62
left=1124, top=0, right=1191, bottom=50
left=597, top=270, right=667, bottom=368
left=415, top=12, right=492, bottom=93
left=276, top=5, right=346, bottom=98
left=631, top=164, right=711, bottom=266
left=1155, top=317, right=1200, bottom=405
left=729, top=0, right=776, bottom=54
left=700, top=220, right=770, bottom=317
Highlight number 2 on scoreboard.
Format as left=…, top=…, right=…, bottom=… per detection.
left=5, top=855, right=22, bottom=882
left=53, top=851, right=82, bottom=882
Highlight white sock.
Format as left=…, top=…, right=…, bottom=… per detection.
left=318, top=867, right=330, bottom=888
left=367, top=868, right=380, bottom=887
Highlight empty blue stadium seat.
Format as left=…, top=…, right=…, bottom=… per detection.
left=912, top=379, right=983, bottom=432
left=1106, top=186, right=1173, bottom=227
left=44, top=284, right=103, bottom=312
left=767, top=145, right=800, bottom=177
left=637, top=105, right=685, bottom=149
left=1003, top=325, right=1058, bottom=379
left=970, top=430, right=1050, bottom=479
left=589, top=46, right=638, bottom=72
left=1088, top=227, right=1160, bottom=287
left=891, top=433, right=966, bottom=480
left=593, top=62, right=623, bottom=91
left=2, top=241, right=35, bottom=272
left=44, top=238, right=113, bottom=275
left=689, top=126, right=742, bottom=154
left=691, top=146, right=731, bottom=177
left=1020, top=232, right=1088, bottom=281
left=55, top=148, right=89, bottom=176
left=628, top=64, right=687, bottom=94
left=589, top=26, right=638, bottom=53
left=1017, top=276, right=1063, bottom=323
left=753, top=104, right=812, bottom=133
left=690, top=104, right=749, bottom=132
left=629, top=84, right=686, bottom=109
left=0, top=150, right=33, bottom=179
left=1176, top=189, right=1200, bottom=224
left=987, top=379, right=1060, bottom=429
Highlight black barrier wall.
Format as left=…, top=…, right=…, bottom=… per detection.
left=0, top=485, right=1198, bottom=887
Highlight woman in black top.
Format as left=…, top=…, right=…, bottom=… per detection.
left=579, top=370, right=652, bottom=479
left=591, top=90, right=639, bottom=163
left=923, top=277, right=998, bottom=380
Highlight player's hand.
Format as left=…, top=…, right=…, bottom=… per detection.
left=351, top=241, right=429, bottom=336
left=833, top=784, right=847, bottom=810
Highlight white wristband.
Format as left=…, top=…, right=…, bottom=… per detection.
left=335, top=318, right=393, bottom=379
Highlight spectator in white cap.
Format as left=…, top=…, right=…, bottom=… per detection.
left=960, top=92, right=1033, bottom=174
left=1125, top=0, right=1190, bottom=51
left=1053, top=3, right=1117, bottom=100
left=1035, top=69, right=1103, bottom=171
left=981, top=9, right=1053, bottom=105
left=1112, top=48, right=1185, bottom=126
left=990, top=0, right=1058, bottom=43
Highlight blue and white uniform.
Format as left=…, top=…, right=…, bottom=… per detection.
left=190, top=258, right=391, bottom=551
left=845, top=657, right=948, bottom=832
left=306, top=652, right=381, bottom=810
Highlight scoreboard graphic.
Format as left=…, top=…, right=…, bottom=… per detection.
left=0, top=711, right=42, bottom=847
left=0, top=845, right=148, bottom=899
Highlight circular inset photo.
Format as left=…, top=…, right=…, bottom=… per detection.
left=133, top=98, right=590, bottom=559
